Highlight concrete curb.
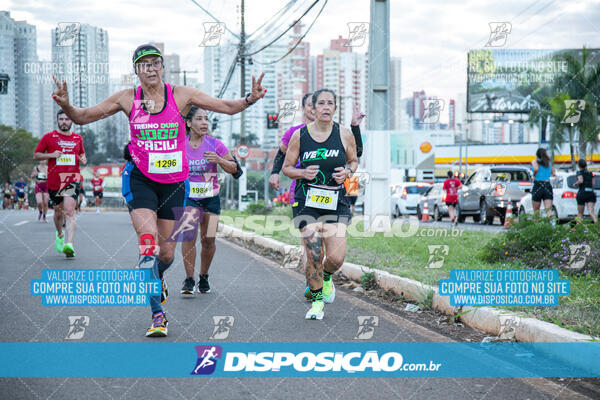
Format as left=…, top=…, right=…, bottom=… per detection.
left=218, top=224, right=303, bottom=269
left=218, top=223, right=596, bottom=343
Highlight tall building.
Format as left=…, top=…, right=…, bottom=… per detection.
left=52, top=23, right=109, bottom=147
left=203, top=41, right=241, bottom=146
left=412, top=90, right=426, bottom=128
left=163, top=53, right=181, bottom=85
left=0, top=11, right=40, bottom=136
left=449, top=99, right=455, bottom=130
left=390, top=57, right=402, bottom=129
left=315, top=37, right=367, bottom=126
left=275, top=24, right=311, bottom=138
left=0, top=11, right=18, bottom=129
left=37, top=61, right=56, bottom=135
left=249, top=43, right=288, bottom=149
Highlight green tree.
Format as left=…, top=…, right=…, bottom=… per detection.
left=552, top=47, right=600, bottom=162
left=0, top=125, right=38, bottom=183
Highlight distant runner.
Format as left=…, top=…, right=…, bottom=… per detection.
left=33, top=110, right=86, bottom=258
left=443, top=171, right=462, bottom=225
left=31, top=160, right=49, bottom=222
left=90, top=171, right=105, bottom=213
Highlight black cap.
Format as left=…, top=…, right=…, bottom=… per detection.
left=132, top=44, right=162, bottom=64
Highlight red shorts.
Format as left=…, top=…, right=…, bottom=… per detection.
left=34, top=181, right=48, bottom=194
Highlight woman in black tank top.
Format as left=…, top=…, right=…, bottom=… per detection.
left=282, top=89, right=358, bottom=320
left=574, top=159, right=597, bottom=223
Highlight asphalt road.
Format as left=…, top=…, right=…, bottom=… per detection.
left=0, top=209, right=592, bottom=400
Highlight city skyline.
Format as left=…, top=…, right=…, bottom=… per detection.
left=3, top=0, right=599, bottom=111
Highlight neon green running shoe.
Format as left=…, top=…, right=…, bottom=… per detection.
left=305, top=300, right=324, bottom=320
left=55, top=233, right=64, bottom=253
left=63, top=242, right=75, bottom=258
left=323, top=280, right=335, bottom=304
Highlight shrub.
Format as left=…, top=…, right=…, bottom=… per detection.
left=244, top=201, right=271, bottom=215
left=480, top=215, right=600, bottom=274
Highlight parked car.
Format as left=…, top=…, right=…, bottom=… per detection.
left=416, top=183, right=449, bottom=221
left=457, top=166, right=533, bottom=225
left=519, top=173, right=600, bottom=222
left=391, top=182, right=432, bottom=217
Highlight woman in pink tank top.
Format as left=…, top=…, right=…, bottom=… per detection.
left=51, top=43, right=266, bottom=337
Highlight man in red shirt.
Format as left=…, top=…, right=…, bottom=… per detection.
left=443, top=170, right=462, bottom=225
left=90, top=171, right=104, bottom=213
left=34, top=110, right=86, bottom=257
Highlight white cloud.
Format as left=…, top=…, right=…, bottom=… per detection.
left=2, top=0, right=599, bottom=105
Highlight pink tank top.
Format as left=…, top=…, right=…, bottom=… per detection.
left=128, top=83, right=188, bottom=183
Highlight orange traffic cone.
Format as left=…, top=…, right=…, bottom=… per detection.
left=504, top=198, right=513, bottom=228
left=422, top=201, right=430, bottom=223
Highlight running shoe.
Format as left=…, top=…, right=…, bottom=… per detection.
left=42, top=216, right=47, bottom=223
left=63, top=243, right=75, bottom=258
left=304, top=285, right=312, bottom=300
left=161, top=278, right=168, bottom=304
left=323, top=280, right=335, bottom=304
left=305, top=300, right=325, bottom=320
left=137, top=254, right=155, bottom=269
left=180, top=277, right=195, bottom=295
left=145, top=311, right=168, bottom=337
left=197, top=274, right=210, bottom=293
left=54, top=233, right=64, bottom=253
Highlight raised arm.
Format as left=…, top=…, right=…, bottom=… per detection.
left=282, top=132, right=306, bottom=180
left=52, top=75, right=129, bottom=125
left=177, top=73, right=266, bottom=115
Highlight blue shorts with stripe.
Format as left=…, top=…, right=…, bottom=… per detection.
left=121, top=161, right=189, bottom=220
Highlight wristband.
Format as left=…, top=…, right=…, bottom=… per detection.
left=245, top=93, right=255, bottom=106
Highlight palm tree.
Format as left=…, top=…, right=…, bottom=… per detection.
left=552, top=47, right=600, bottom=162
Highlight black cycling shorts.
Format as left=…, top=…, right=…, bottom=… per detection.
left=93, top=191, right=103, bottom=199
left=121, top=161, right=189, bottom=220
left=576, top=189, right=596, bottom=206
left=49, top=182, right=81, bottom=206
left=532, top=181, right=553, bottom=202
left=292, top=188, right=351, bottom=230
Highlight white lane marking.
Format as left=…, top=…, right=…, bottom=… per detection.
left=14, top=221, right=29, bottom=226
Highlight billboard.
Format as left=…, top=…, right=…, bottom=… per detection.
left=467, top=49, right=600, bottom=113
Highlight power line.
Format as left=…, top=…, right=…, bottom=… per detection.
left=254, top=0, right=327, bottom=65
left=188, top=0, right=241, bottom=39
left=246, top=0, right=300, bottom=40
left=241, top=0, right=321, bottom=58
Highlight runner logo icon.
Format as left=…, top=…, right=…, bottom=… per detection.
left=191, top=345, right=222, bottom=375
left=354, top=316, right=379, bottom=340
left=485, top=22, right=511, bottom=47
left=210, top=316, right=234, bottom=340
left=426, top=245, right=449, bottom=268
left=65, top=316, right=89, bottom=339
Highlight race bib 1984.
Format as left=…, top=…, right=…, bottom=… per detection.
left=189, top=182, right=213, bottom=199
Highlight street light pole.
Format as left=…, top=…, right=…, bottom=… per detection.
left=239, top=0, right=246, bottom=168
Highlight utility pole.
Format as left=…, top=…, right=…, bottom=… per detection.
left=172, top=70, right=199, bottom=86
left=364, top=0, right=391, bottom=231
left=239, top=0, right=246, bottom=167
